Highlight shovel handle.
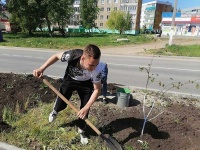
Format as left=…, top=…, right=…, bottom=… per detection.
left=42, top=77, right=102, bottom=136
left=43, top=78, right=79, bottom=113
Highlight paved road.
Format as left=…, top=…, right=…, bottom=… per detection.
left=1, top=45, right=200, bottom=97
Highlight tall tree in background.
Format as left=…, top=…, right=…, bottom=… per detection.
left=33, top=0, right=58, bottom=37
left=6, top=0, right=74, bottom=37
left=106, top=10, right=132, bottom=34
left=50, top=0, right=74, bottom=37
left=80, top=0, right=99, bottom=31
left=6, top=0, right=40, bottom=35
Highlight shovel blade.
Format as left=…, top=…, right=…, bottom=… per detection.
left=100, top=134, right=123, bottom=150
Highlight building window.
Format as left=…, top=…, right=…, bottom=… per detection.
left=114, top=0, right=118, bottom=3
left=129, top=6, right=137, bottom=11
left=100, top=7, right=104, bottom=11
left=107, top=7, right=110, bottom=12
left=101, top=0, right=104, bottom=4
left=100, top=15, right=103, bottom=20
left=100, top=23, right=103, bottom=26
left=114, top=7, right=117, bottom=11
left=74, top=7, right=80, bottom=12
left=107, top=0, right=111, bottom=3
left=74, top=0, right=80, bottom=5
left=107, top=15, right=109, bottom=19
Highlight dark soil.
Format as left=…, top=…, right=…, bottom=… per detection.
left=0, top=73, right=200, bottom=150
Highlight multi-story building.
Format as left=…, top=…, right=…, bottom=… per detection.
left=69, top=0, right=81, bottom=28
left=181, top=6, right=200, bottom=18
left=95, top=0, right=121, bottom=30
left=140, top=0, right=172, bottom=31
left=161, top=7, right=200, bottom=36
left=95, top=0, right=142, bottom=34
left=71, top=0, right=142, bottom=34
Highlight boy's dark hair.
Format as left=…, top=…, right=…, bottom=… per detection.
left=84, top=44, right=101, bottom=59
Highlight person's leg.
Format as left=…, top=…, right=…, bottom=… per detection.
left=76, top=80, right=93, bottom=144
left=49, top=79, right=74, bottom=122
left=102, top=79, right=107, bottom=98
left=102, top=79, right=108, bottom=104
left=76, top=80, right=93, bottom=130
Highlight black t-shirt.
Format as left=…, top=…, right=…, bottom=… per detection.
left=61, top=49, right=101, bottom=83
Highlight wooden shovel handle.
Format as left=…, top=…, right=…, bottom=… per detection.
left=42, top=78, right=102, bottom=136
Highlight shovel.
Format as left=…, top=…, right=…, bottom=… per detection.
left=42, top=77, right=123, bottom=150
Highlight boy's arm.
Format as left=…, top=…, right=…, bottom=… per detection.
left=33, top=52, right=63, bottom=78
left=77, top=81, right=101, bottom=119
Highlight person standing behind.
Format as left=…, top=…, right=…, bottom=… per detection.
left=33, top=44, right=102, bottom=145
left=99, top=62, right=108, bottom=104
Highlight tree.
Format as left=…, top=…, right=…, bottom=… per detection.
left=50, top=0, right=74, bottom=37
left=80, top=0, right=99, bottom=31
left=106, top=10, right=132, bottom=34
left=6, top=0, right=40, bottom=35
left=6, top=0, right=74, bottom=37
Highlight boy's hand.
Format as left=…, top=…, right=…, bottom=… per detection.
left=77, top=107, right=89, bottom=119
left=33, top=69, right=43, bottom=78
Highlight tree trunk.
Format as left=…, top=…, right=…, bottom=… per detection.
left=58, top=22, right=65, bottom=37
left=45, top=15, right=53, bottom=37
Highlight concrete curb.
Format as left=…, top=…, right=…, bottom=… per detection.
left=0, top=142, right=25, bottom=150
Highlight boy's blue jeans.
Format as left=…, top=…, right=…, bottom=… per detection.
left=101, top=79, right=107, bottom=98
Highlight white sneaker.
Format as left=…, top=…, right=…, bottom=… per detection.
left=49, top=110, right=57, bottom=122
left=78, top=128, right=88, bottom=145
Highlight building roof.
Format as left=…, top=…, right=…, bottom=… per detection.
left=181, top=6, right=200, bottom=12
left=142, top=0, right=172, bottom=6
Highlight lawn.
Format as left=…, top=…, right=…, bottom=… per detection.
left=0, top=32, right=153, bottom=50
left=144, top=44, right=200, bottom=57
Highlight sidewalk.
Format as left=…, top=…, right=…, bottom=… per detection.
left=1, top=36, right=199, bottom=56
left=101, top=36, right=200, bottom=55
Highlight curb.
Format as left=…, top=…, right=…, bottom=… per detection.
left=0, top=142, right=25, bottom=150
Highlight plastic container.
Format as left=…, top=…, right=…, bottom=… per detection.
left=117, top=88, right=131, bottom=107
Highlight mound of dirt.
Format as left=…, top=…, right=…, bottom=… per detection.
left=0, top=73, right=200, bottom=150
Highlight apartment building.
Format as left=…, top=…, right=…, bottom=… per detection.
left=70, top=0, right=81, bottom=28
left=71, top=0, right=142, bottom=34
left=140, top=0, right=172, bottom=31
left=95, top=0, right=120, bottom=29
left=95, top=0, right=142, bottom=34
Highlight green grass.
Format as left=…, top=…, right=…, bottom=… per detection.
left=146, top=44, right=200, bottom=57
left=0, top=32, right=153, bottom=50
left=1, top=101, right=108, bottom=150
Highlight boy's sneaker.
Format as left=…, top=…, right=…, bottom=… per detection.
left=102, top=97, right=108, bottom=104
left=49, top=110, right=57, bottom=122
left=78, top=128, right=88, bottom=145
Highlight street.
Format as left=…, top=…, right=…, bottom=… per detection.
left=1, top=47, right=200, bottom=97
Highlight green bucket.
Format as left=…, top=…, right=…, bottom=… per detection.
left=117, top=88, right=131, bottom=94
left=117, top=88, right=131, bottom=107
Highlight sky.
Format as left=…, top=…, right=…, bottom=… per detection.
left=1, top=0, right=199, bottom=10
left=143, top=0, right=200, bottom=9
